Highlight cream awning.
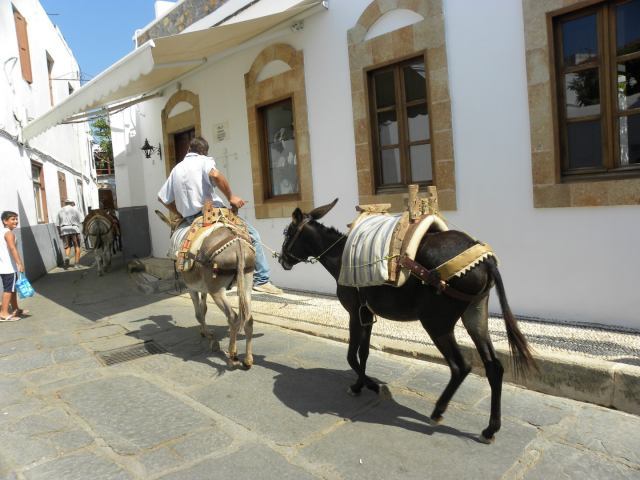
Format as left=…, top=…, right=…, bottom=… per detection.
left=22, top=0, right=323, bottom=141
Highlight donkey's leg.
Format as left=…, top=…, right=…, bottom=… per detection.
left=95, top=249, right=104, bottom=276
left=423, top=319, right=471, bottom=424
left=347, top=308, right=378, bottom=395
left=210, top=289, right=241, bottom=366
left=189, top=290, right=210, bottom=339
left=461, top=295, right=503, bottom=443
left=240, top=272, right=254, bottom=369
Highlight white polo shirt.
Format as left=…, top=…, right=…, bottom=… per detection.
left=157, top=152, right=225, bottom=217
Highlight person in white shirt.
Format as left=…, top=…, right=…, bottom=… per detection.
left=158, top=136, right=282, bottom=294
left=56, top=199, right=84, bottom=268
left=0, top=211, right=26, bottom=321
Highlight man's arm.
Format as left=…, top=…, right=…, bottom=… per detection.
left=5, top=231, right=24, bottom=273
left=209, top=169, right=245, bottom=210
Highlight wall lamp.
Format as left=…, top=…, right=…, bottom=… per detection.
left=141, top=138, right=162, bottom=160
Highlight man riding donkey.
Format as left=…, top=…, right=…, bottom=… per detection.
left=157, top=136, right=282, bottom=294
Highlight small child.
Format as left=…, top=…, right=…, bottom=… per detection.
left=0, top=211, right=26, bottom=321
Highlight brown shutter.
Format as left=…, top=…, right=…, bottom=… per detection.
left=13, top=9, right=33, bottom=84
left=58, top=171, right=67, bottom=205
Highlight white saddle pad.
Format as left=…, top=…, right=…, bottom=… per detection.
left=338, top=214, right=402, bottom=287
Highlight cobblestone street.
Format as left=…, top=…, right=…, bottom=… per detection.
left=0, top=260, right=638, bottom=479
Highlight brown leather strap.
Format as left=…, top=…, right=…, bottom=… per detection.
left=399, top=255, right=479, bottom=302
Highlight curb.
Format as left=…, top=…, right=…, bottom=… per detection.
left=251, top=310, right=640, bottom=416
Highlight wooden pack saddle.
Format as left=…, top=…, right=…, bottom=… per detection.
left=340, top=186, right=494, bottom=289
left=175, top=202, right=252, bottom=272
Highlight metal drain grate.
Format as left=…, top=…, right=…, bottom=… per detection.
left=95, top=341, right=167, bottom=366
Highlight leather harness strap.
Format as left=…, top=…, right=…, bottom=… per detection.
left=398, top=255, right=479, bottom=303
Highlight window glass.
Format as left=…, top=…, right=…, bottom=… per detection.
left=619, top=114, right=640, bottom=165
left=407, top=104, right=429, bottom=142
left=374, top=70, right=395, bottom=108
left=410, top=144, right=432, bottom=182
left=380, top=148, right=401, bottom=185
left=565, top=69, right=600, bottom=118
left=616, top=58, right=640, bottom=111
left=616, top=0, right=640, bottom=55
left=562, top=14, right=598, bottom=66
left=262, top=99, right=298, bottom=197
left=567, top=120, right=602, bottom=169
left=378, top=111, right=398, bottom=145
left=403, top=61, right=427, bottom=102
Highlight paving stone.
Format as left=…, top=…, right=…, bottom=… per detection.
left=136, top=446, right=182, bottom=477
left=170, top=427, right=233, bottom=462
left=77, top=325, right=127, bottom=342
left=0, top=339, right=37, bottom=357
left=22, top=451, right=132, bottom=480
left=564, top=405, right=640, bottom=465
left=8, top=410, right=70, bottom=436
left=400, top=361, right=491, bottom=406
left=522, top=441, right=638, bottom=479
left=477, top=384, right=576, bottom=427
left=49, top=429, right=94, bottom=453
left=60, top=375, right=214, bottom=454
left=191, top=362, right=376, bottom=446
left=39, top=333, right=79, bottom=349
left=0, top=430, right=58, bottom=469
left=298, top=390, right=537, bottom=480
left=137, top=354, right=226, bottom=390
left=157, top=443, right=316, bottom=480
left=0, top=378, right=27, bottom=406
left=53, top=345, right=92, bottom=364
left=0, top=351, right=53, bottom=374
left=0, top=399, right=47, bottom=427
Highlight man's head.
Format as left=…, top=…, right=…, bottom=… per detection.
left=188, top=136, right=209, bottom=156
left=1, top=211, right=18, bottom=228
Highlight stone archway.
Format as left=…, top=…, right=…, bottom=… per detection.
left=161, top=89, right=202, bottom=176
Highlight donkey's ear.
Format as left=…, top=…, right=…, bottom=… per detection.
left=309, top=198, right=338, bottom=220
left=292, top=208, right=304, bottom=224
left=155, top=210, right=171, bottom=227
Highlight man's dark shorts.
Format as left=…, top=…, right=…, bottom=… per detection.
left=62, top=233, right=80, bottom=249
left=1, top=272, right=17, bottom=293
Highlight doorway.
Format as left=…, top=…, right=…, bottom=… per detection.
left=173, top=128, right=195, bottom=165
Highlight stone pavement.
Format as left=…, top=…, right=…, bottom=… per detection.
left=0, top=257, right=639, bottom=479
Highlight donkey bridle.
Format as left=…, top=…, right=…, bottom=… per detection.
left=282, top=217, right=344, bottom=265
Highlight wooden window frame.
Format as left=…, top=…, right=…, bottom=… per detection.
left=13, top=6, right=32, bottom=84
left=31, top=161, right=48, bottom=224
left=257, top=96, right=301, bottom=202
left=367, top=54, right=433, bottom=194
left=551, top=0, right=640, bottom=182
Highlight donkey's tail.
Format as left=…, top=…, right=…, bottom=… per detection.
left=488, top=259, right=537, bottom=378
left=236, top=239, right=251, bottom=331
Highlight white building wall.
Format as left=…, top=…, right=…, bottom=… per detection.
left=0, top=0, right=98, bottom=277
left=112, top=0, right=638, bottom=329
left=1, top=0, right=98, bottom=223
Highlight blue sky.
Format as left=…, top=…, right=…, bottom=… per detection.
left=39, top=0, right=157, bottom=83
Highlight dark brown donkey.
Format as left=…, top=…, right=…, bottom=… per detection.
left=279, top=199, right=536, bottom=443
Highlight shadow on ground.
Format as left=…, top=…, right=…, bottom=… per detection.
left=31, top=253, right=175, bottom=322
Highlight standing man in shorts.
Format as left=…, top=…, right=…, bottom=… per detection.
left=0, top=211, right=25, bottom=321
left=56, top=199, right=84, bottom=268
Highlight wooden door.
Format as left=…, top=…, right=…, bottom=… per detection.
left=173, top=128, right=195, bottom=165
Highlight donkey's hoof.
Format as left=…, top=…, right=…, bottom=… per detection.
left=242, top=360, right=253, bottom=370
left=429, top=414, right=443, bottom=425
left=478, top=434, right=494, bottom=444
left=347, top=386, right=361, bottom=397
left=209, top=339, right=220, bottom=352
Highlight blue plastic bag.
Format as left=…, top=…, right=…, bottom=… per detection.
left=16, top=273, right=35, bottom=299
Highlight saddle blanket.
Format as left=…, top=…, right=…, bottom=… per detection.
left=168, top=223, right=224, bottom=266
left=338, top=214, right=402, bottom=287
